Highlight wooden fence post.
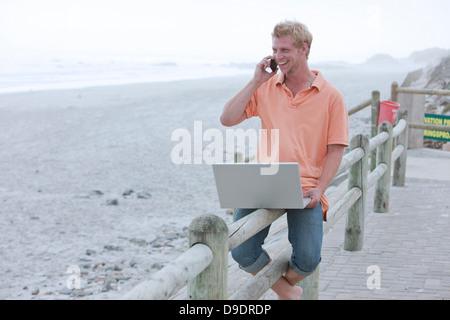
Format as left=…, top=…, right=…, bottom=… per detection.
left=299, top=266, right=320, bottom=300
left=398, top=90, right=425, bottom=149
left=374, top=122, right=393, bottom=213
left=187, top=214, right=228, bottom=300
left=345, top=134, right=369, bottom=251
left=393, top=111, right=408, bottom=187
left=370, top=91, right=380, bottom=172
left=391, top=82, right=399, bottom=102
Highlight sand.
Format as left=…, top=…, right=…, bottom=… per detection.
left=0, top=75, right=371, bottom=300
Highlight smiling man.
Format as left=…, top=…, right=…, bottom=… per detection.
left=220, top=20, right=349, bottom=300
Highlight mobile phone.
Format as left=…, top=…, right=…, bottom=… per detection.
left=270, top=59, right=277, bottom=72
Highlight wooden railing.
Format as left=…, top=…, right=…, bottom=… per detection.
left=123, top=82, right=450, bottom=300
left=123, top=107, right=410, bottom=300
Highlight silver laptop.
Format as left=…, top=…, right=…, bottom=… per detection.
left=212, top=162, right=311, bottom=209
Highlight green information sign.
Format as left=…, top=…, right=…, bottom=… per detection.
left=424, top=113, right=450, bottom=142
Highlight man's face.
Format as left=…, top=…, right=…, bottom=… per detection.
left=272, top=36, right=305, bottom=74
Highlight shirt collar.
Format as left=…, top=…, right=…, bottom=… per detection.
left=276, top=70, right=324, bottom=91
left=311, top=70, right=324, bottom=91
left=275, top=72, right=285, bottom=85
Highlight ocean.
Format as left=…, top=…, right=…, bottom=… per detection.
left=0, top=52, right=255, bottom=94
left=0, top=51, right=414, bottom=111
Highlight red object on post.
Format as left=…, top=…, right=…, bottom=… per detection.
left=378, top=100, right=399, bottom=126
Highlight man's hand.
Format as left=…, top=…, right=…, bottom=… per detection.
left=220, top=56, right=278, bottom=127
left=303, top=187, right=323, bottom=209
left=303, top=144, right=345, bottom=209
left=253, top=56, right=278, bottom=84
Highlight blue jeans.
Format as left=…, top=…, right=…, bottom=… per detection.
left=231, top=204, right=323, bottom=277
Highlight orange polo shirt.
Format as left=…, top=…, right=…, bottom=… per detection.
left=245, top=71, right=349, bottom=220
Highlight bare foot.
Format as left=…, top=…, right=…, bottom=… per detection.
left=276, top=285, right=303, bottom=300
left=272, top=275, right=304, bottom=300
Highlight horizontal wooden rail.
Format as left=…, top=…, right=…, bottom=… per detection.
left=336, top=147, right=364, bottom=177
left=409, top=122, right=450, bottom=132
left=391, top=144, right=405, bottom=163
left=123, top=244, right=213, bottom=300
left=396, top=87, right=450, bottom=96
left=369, top=131, right=389, bottom=152
left=229, top=245, right=291, bottom=300
left=393, top=119, right=407, bottom=137
left=369, top=118, right=406, bottom=154
left=348, top=98, right=372, bottom=116
left=324, top=187, right=362, bottom=234
left=367, top=163, right=387, bottom=189
left=228, top=209, right=286, bottom=251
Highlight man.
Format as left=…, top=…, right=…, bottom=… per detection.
left=220, top=20, right=349, bottom=300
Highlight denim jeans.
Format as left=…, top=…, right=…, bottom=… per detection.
left=231, top=204, right=323, bottom=277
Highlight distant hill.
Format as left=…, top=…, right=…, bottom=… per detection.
left=356, top=48, right=450, bottom=71
left=365, top=53, right=399, bottom=66
left=364, top=48, right=450, bottom=67
left=301, top=47, right=450, bottom=72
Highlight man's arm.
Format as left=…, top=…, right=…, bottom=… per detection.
left=220, top=56, right=277, bottom=127
left=220, top=79, right=260, bottom=127
left=304, top=144, right=344, bottom=208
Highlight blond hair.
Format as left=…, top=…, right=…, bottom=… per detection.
left=272, top=20, right=313, bottom=59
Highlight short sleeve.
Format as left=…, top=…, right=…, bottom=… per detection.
left=245, top=91, right=258, bottom=119
left=327, top=92, right=349, bottom=147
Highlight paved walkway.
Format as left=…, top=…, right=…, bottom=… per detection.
left=318, top=148, right=450, bottom=300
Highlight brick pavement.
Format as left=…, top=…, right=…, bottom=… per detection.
left=319, top=173, right=450, bottom=300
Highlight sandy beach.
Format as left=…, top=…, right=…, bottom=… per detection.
left=0, top=74, right=374, bottom=300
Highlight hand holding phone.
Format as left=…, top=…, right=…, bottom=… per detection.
left=269, top=59, right=277, bottom=72
left=265, top=59, right=277, bottom=73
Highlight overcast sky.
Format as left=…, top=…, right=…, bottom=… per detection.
left=1, top=0, right=449, bottom=63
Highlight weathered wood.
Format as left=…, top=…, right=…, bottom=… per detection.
left=393, top=111, right=409, bottom=186
left=396, top=87, right=450, bottom=96
left=370, top=91, right=380, bottom=171
left=188, top=214, right=229, bottom=300
left=336, top=147, right=364, bottom=177
left=345, top=134, right=369, bottom=251
left=391, top=82, right=399, bottom=102
left=122, top=244, right=213, bottom=300
left=171, top=218, right=290, bottom=300
left=374, top=122, right=393, bottom=213
left=325, top=187, right=361, bottom=235
left=369, top=131, right=389, bottom=153
left=395, top=83, right=450, bottom=148
left=228, top=242, right=321, bottom=300
left=398, top=92, right=424, bottom=149
left=229, top=246, right=291, bottom=300
left=392, top=118, right=407, bottom=138
left=228, top=209, right=286, bottom=251
left=367, top=163, right=387, bottom=190
left=348, top=98, right=371, bottom=116
left=409, top=122, right=450, bottom=132
left=391, top=144, right=405, bottom=163
left=299, top=266, right=320, bottom=300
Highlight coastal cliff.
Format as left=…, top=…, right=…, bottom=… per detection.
left=401, top=54, right=450, bottom=149
left=402, top=54, right=450, bottom=115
